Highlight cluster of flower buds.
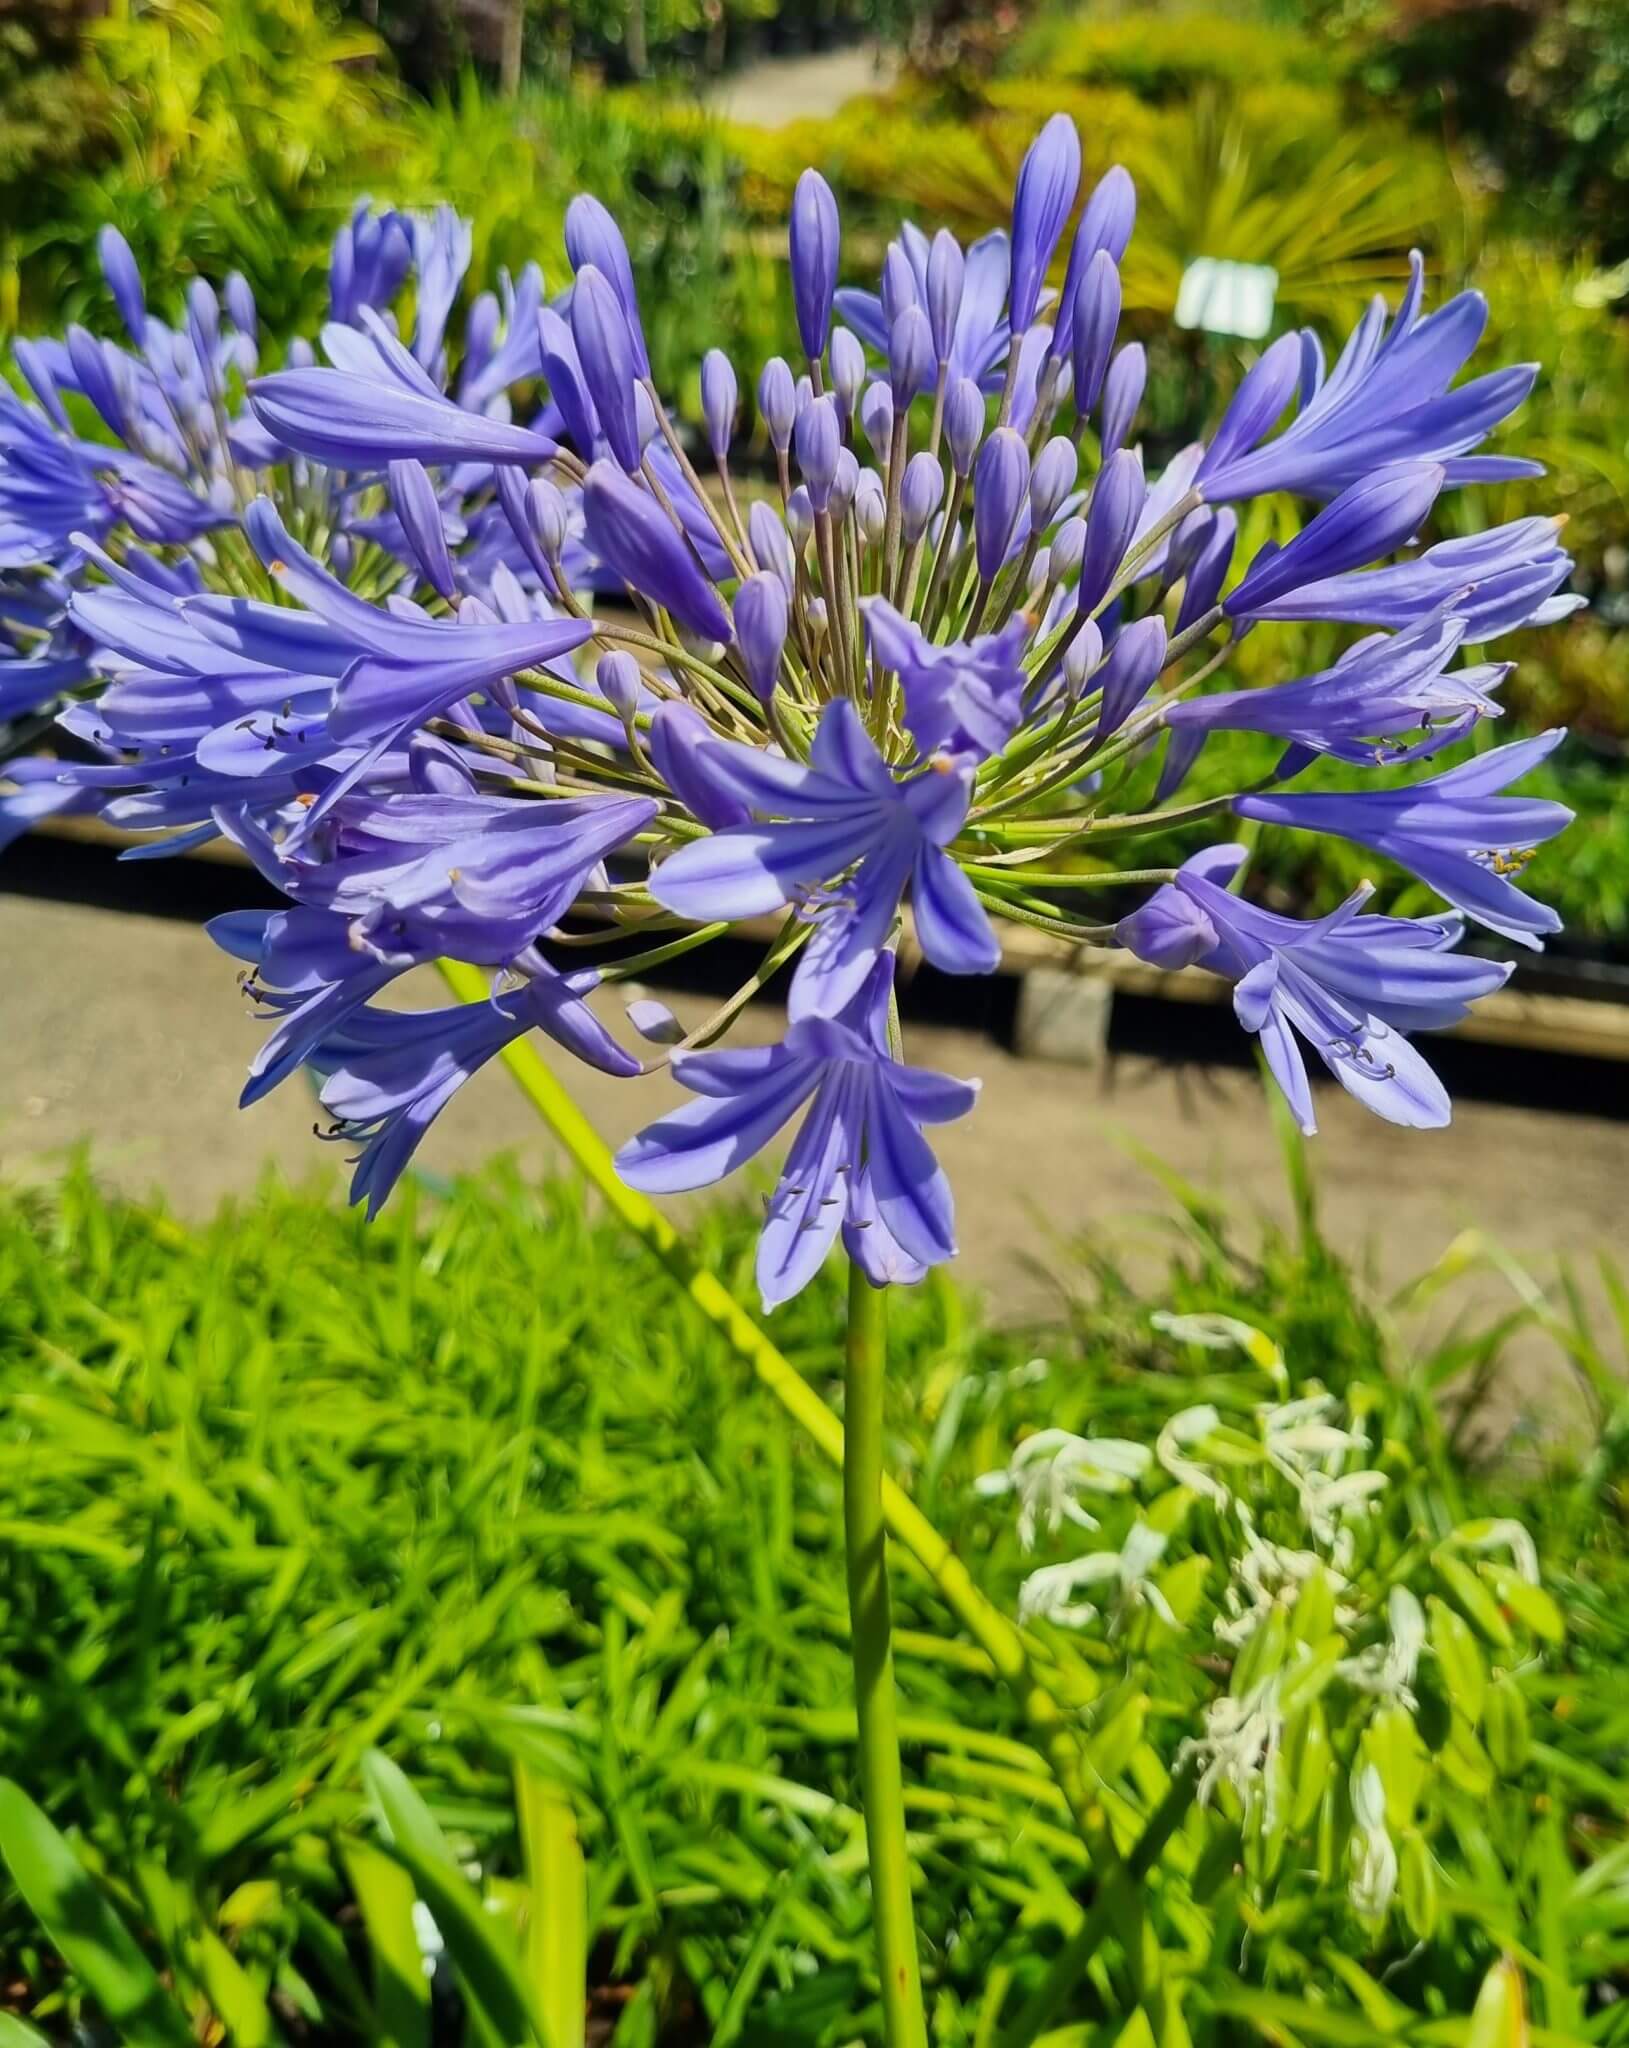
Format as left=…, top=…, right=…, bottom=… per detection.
left=0, top=116, right=1579, bottom=1308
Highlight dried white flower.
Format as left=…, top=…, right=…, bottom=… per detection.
left=1151, top=1312, right=1287, bottom=1389
left=1215, top=1538, right=1353, bottom=1649
left=977, top=1428, right=1152, bottom=1549
left=1018, top=1521, right=1174, bottom=1633
left=1189, top=1672, right=1288, bottom=1833
left=1156, top=1403, right=1232, bottom=1507
left=1448, top=1517, right=1540, bottom=1585
left=1348, top=1763, right=1398, bottom=1922
left=1342, top=1586, right=1426, bottom=1704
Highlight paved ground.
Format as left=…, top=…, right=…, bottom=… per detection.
left=5, top=890, right=1624, bottom=1438
left=705, top=43, right=898, bottom=126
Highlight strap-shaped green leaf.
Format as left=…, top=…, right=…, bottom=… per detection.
left=0, top=1779, right=193, bottom=2048
left=362, top=1751, right=541, bottom=2047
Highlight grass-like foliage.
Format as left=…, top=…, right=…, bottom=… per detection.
left=1, top=1161, right=1628, bottom=2042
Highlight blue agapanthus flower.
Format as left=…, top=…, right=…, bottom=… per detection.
left=0, top=118, right=1577, bottom=1307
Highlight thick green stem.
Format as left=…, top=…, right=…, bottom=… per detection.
left=844, top=1267, right=928, bottom=2047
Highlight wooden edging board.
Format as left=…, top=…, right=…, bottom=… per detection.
left=21, top=811, right=1629, bottom=1066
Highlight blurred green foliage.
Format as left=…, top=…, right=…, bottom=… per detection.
left=2, top=1159, right=1627, bottom=2040
left=1280, top=0, right=1629, bottom=261
left=6, top=0, right=405, bottom=339
left=0, top=0, right=784, bottom=394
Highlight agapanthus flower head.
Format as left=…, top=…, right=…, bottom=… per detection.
left=0, top=113, right=1575, bottom=1307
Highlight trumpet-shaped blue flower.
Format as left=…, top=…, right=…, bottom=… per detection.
left=1198, top=255, right=1540, bottom=502
left=1240, top=515, right=1578, bottom=642
left=1167, top=611, right=1506, bottom=765
left=311, top=963, right=639, bottom=1217
left=616, top=955, right=977, bottom=1309
left=863, top=601, right=1027, bottom=762
left=1235, top=730, right=1572, bottom=947
left=649, top=699, right=999, bottom=1018
left=1118, top=846, right=1511, bottom=1133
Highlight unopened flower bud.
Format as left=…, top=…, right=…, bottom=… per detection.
left=926, top=229, right=964, bottom=365
left=859, top=380, right=895, bottom=464
left=571, top=264, right=642, bottom=474
left=565, top=193, right=650, bottom=377
left=830, top=446, right=860, bottom=521
left=188, top=279, right=220, bottom=364
left=854, top=467, right=886, bottom=546
left=1049, top=165, right=1137, bottom=363
left=1027, top=546, right=1052, bottom=600
left=389, top=458, right=456, bottom=600
left=805, top=595, right=828, bottom=644
left=1063, top=617, right=1102, bottom=695
left=749, top=500, right=796, bottom=594
left=1077, top=448, right=1145, bottom=614
left=795, top=393, right=842, bottom=514
left=1030, top=435, right=1078, bottom=530
left=734, top=570, right=789, bottom=702
left=1082, top=164, right=1137, bottom=265
left=1071, top=250, right=1121, bottom=420
left=1095, top=614, right=1168, bottom=741
left=98, top=226, right=146, bottom=343
left=626, top=996, right=684, bottom=1044
left=537, top=307, right=600, bottom=457
left=224, top=272, right=257, bottom=343
left=758, top=356, right=797, bottom=452
left=1010, top=113, right=1081, bottom=336
left=881, top=243, right=919, bottom=328
left=901, top=451, right=945, bottom=543
left=701, top=348, right=738, bottom=461
left=634, top=376, right=659, bottom=451
left=583, top=461, right=733, bottom=643
left=945, top=377, right=984, bottom=478
left=1100, top=343, right=1145, bottom=461
left=789, top=167, right=841, bottom=362
left=1051, top=514, right=1086, bottom=585
left=529, top=477, right=570, bottom=557
left=889, top=305, right=934, bottom=405
left=1176, top=508, right=1237, bottom=634
left=974, top=427, right=1030, bottom=581
left=597, top=649, right=643, bottom=722
left=786, top=485, right=815, bottom=549
left=830, top=326, right=866, bottom=419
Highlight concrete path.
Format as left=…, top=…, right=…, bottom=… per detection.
left=5, top=892, right=1624, bottom=1438
left=705, top=43, right=898, bottom=126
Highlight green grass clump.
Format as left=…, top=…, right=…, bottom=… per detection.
left=2, top=1160, right=1629, bottom=2042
